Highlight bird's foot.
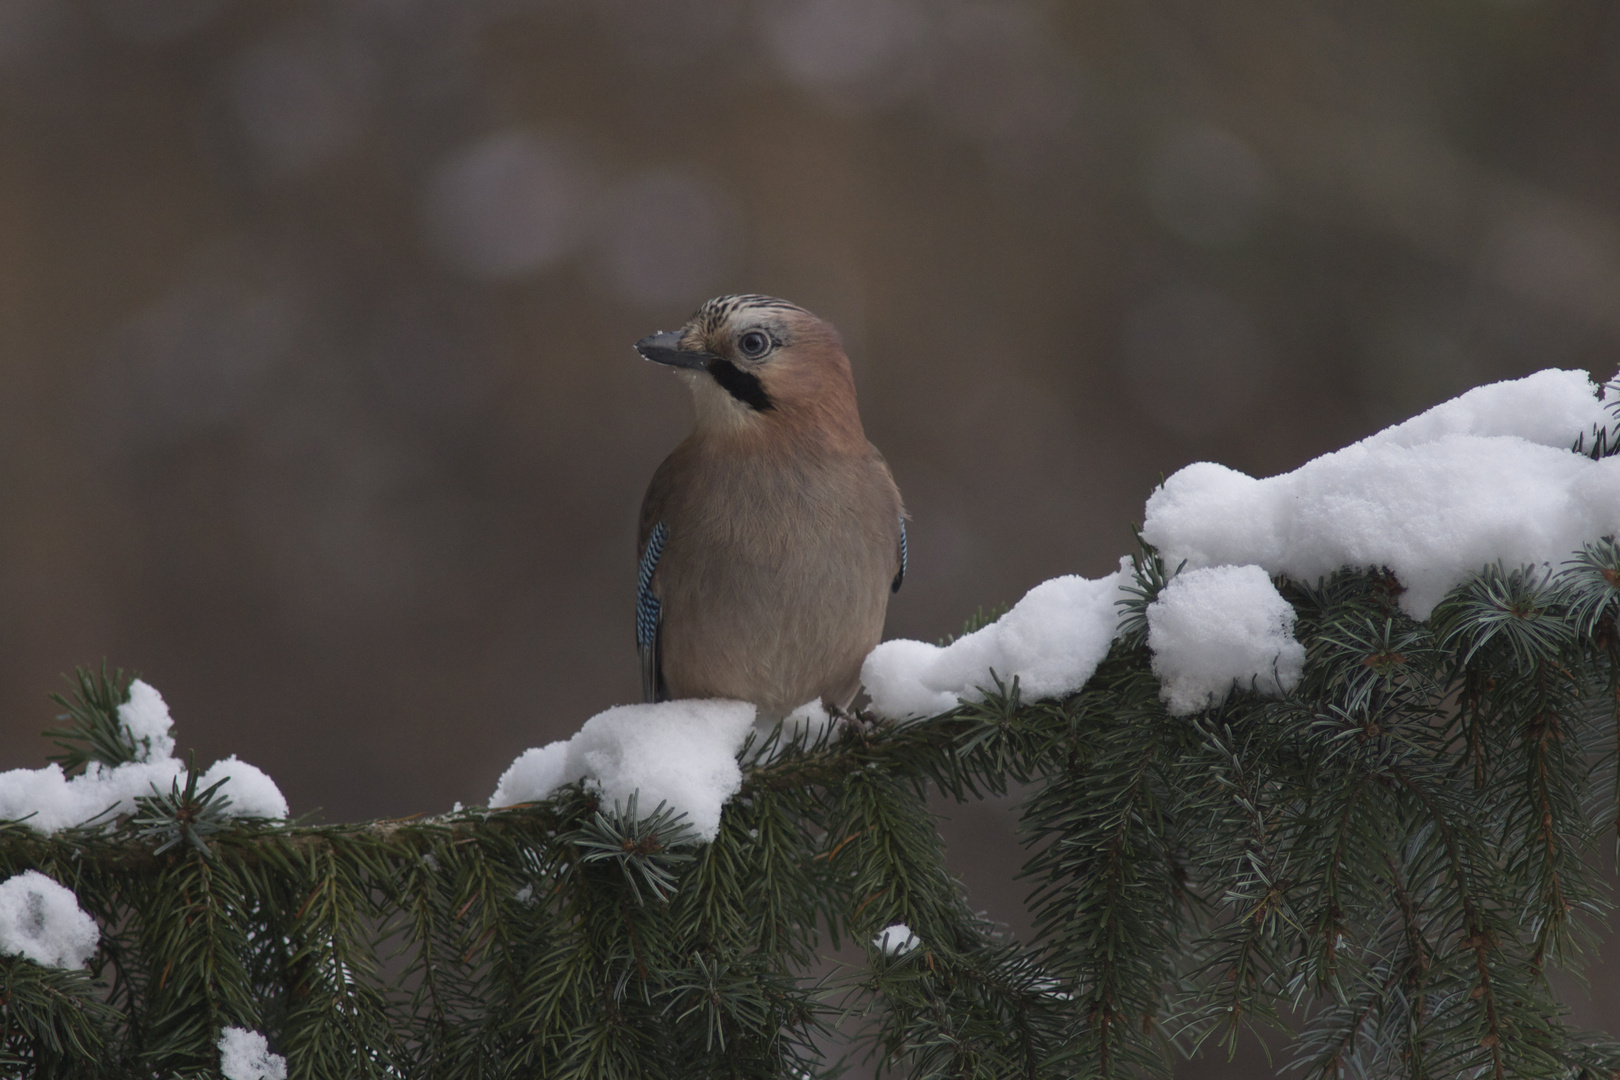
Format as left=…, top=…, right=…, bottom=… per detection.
left=827, top=702, right=859, bottom=728
left=829, top=702, right=885, bottom=740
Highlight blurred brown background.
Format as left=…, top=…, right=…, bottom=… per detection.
left=2, top=0, right=1619, bottom=1054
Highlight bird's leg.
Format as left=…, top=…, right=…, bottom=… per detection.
left=827, top=701, right=860, bottom=728
left=830, top=702, right=887, bottom=739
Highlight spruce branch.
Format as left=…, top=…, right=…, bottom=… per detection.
left=2, top=552, right=1620, bottom=1077
left=563, top=795, right=699, bottom=905
left=43, top=665, right=137, bottom=778
left=131, top=754, right=235, bottom=858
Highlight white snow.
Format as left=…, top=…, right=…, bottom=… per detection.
left=117, top=679, right=176, bottom=762
left=0, top=681, right=288, bottom=833
left=856, top=368, right=1620, bottom=721
left=490, top=699, right=758, bottom=841
left=784, top=699, right=837, bottom=742
left=489, top=743, right=570, bottom=809
left=1362, top=368, right=1608, bottom=451
left=1142, top=369, right=1620, bottom=620
left=0, top=761, right=177, bottom=834
left=1146, top=565, right=1305, bottom=715
left=0, top=871, right=99, bottom=969
left=742, top=700, right=843, bottom=765
left=873, top=923, right=920, bottom=955
left=218, top=1027, right=288, bottom=1080
left=199, top=756, right=290, bottom=820
left=862, top=563, right=1133, bottom=719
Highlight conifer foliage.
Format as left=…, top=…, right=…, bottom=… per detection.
left=5, top=546, right=1620, bottom=1077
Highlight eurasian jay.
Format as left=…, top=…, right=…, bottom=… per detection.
left=633, top=294, right=906, bottom=719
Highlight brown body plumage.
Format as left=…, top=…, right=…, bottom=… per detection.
left=634, top=295, right=904, bottom=718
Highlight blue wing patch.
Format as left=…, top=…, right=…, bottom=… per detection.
left=637, top=521, right=667, bottom=650
left=892, top=516, right=906, bottom=593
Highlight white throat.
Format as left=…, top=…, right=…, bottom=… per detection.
left=684, top=370, right=765, bottom=434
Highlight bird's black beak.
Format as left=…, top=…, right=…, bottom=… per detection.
left=635, top=331, right=711, bottom=370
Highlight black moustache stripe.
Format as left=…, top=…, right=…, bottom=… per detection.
left=707, top=359, right=774, bottom=412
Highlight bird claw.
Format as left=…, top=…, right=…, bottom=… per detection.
left=829, top=702, right=884, bottom=738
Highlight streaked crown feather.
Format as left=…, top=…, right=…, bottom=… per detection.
left=687, top=295, right=807, bottom=336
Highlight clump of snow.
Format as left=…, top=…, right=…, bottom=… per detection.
left=873, top=923, right=920, bottom=955
left=0, top=761, right=177, bottom=834
left=1146, top=565, right=1305, bottom=715
left=117, top=679, right=176, bottom=762
left=199, top=756, right=289, bottom=820
left=1363, top=368, right=1610, bottom=450
left=855, top=368, right=1620, bottom=722
left=862, top=563, right=1132, bottom=719
left=0, top=871, right=99, bottom=969
left=0, top=682, right=288, bottom=833
left=489, top=743, right=570, bottom=809
left=784, top=699, right=837, bottom=741
left=490, top=700, right=758, bottom=841
left=218, top=1027, right=288, bottom=1080
left=742, top=700, right=843, bottom=765
left=1143, top=369, right=1620, bottom=620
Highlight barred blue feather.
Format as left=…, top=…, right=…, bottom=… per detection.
left=892, top=516, right=907, bottom=593
left=637, top=522, right=667, bottom=649
left=637, top=522, right=668, bottom=701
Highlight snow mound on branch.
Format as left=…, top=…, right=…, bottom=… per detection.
left=874, top=923, right=920, bottom=955
left=218, top=1027, right=288, bottom=1080
left=0, top=762, right=176, bottom=835
left=117, top=679, right=176, bottom=763
left=1147, top=565, right=1305, bottom=715
left=199, top=756, right=289, bottom=820
left=1362, top=367, right=1609, bottom=450
left=1142, top=369, right=1620, bottom=620
left=862, top=564, right=1132, bottom=719
left=489, top=700, right=757, bottom=841
left=0, top=871, right=99, bottom=969
left=784, top=699, right=837, bottom=741
left=489, top=744, right=571, bottom=810
left=0, top=680, right=288, bottom=833
left=857, top=367, right=1620, bottom=720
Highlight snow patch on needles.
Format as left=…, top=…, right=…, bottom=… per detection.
left=0, top=680, right=288, bottom=833
left=862, top=564, right=1132, bottom=719
left=0, top=761, right=179, bottom=834
left=199, top=756, right=289, bottom=820
left=1147, top=565, right=1305, bottom=715
left=1142, top=369, right=1620, bottom=620
left=784, top=699, right=837, bottom=741
left=857, top=368, right=1620, bottom=720
left=874, top=923, right=920, bottom=955
left=490, top=700, right=757, bottom=841
left=218, top=1027, right=288, bottom=1080
left=489, top=744, right=571, bottom=811
left=1363, top=367, right=1609, bottom=450
left=0, top=871, right=99, bottom=969
left=117, top=679, right=176, bottom=763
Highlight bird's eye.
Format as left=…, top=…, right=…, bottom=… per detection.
left=738, top=330, right=772, bottom=359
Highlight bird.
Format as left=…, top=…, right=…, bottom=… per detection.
left=633, top=294, right=906, bottom=720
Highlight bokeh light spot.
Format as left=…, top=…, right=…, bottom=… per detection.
left=230, top=28, right=375, bottom=178
left=1145, top=124, right=1273, bottom=247
left=757, top=0, right=929, bottom=105
left=100, top=261, right=302, bottom=443
left=423, top=130, right=596, bottom=280
left=593, top=167, right=743, bottom=308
